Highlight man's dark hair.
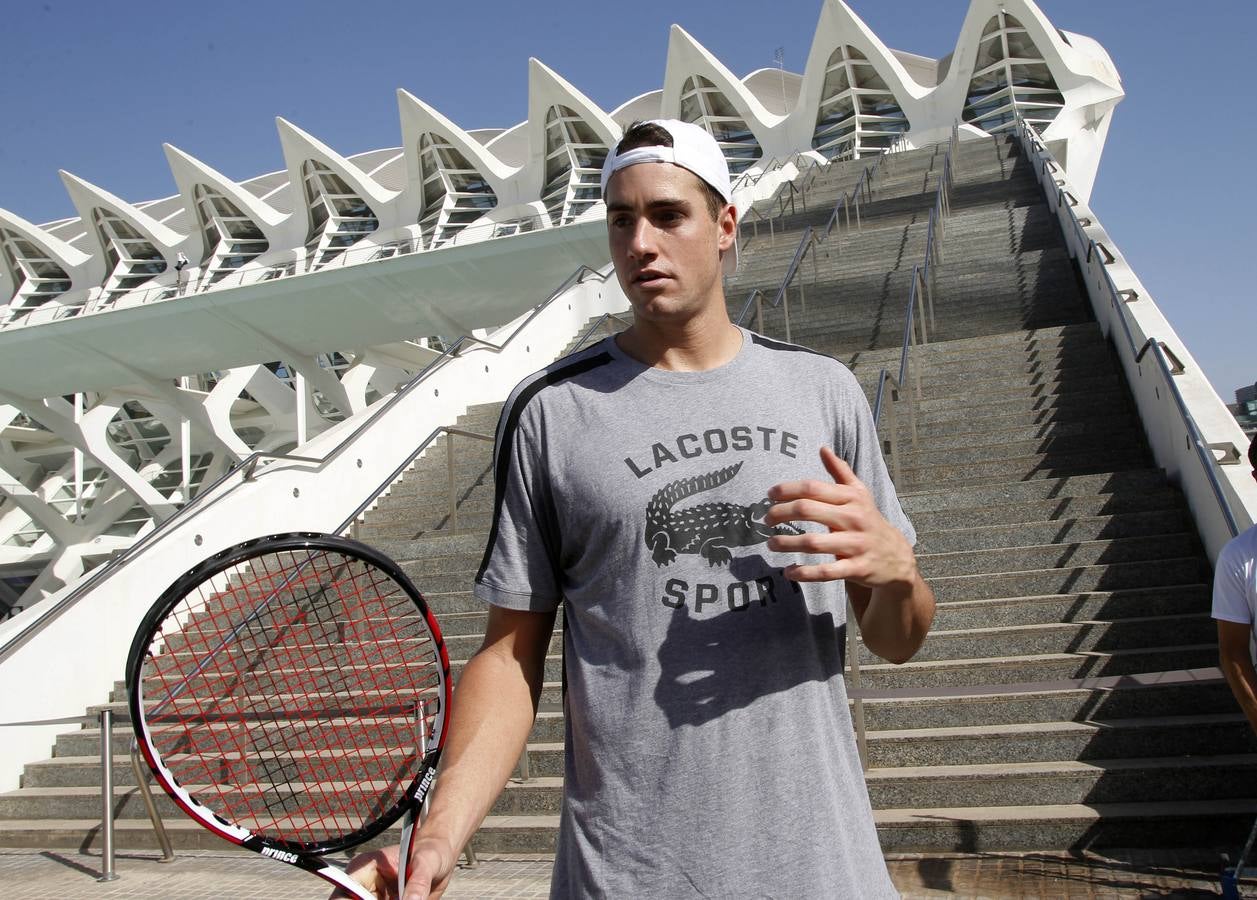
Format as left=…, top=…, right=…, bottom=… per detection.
left=1249, top=436, right=1256, bottom=473
left=615, top=121, right=727, bottom=221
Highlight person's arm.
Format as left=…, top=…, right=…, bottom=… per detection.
left=766, top=446, right=934, bottom=664
left=1218, top=619, right=1257, bottom=734
left=334, top=604, right=556, bottom=900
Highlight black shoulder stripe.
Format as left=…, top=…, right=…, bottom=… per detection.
left=475, top=350, right=615, bottom=584
left=750, top=332, right=836, bottom=361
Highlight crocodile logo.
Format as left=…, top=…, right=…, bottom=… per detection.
left=645, top=461, right=802, bottom=567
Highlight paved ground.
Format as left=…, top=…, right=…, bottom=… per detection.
left=0, top=847, right=1249, bottom=898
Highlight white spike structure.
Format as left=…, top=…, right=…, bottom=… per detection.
left=0, top=0, right=1126, bottom=613
left=0, top=208, right=91, bottom=324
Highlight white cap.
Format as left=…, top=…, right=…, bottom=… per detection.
left=600, top=119, right=738, bottom=275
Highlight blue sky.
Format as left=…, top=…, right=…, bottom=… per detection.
left=1, top=0, right=1253, bottom=398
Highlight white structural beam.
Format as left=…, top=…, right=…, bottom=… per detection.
left=0, top=220, right=608, bottom=399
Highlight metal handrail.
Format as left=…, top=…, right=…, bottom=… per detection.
left=1142, top=340, right=1242, bottom=540
left=735, top=227, right=821, bottom=343
left=736, top=146, right=897, bottom=350
left=740, top=205, right=777, bottom=248
left=1009, top=112, right=1242, bottom=540
left=0, top=263, right=613, bottom=665
left=735, top=289, right=768, bottom=335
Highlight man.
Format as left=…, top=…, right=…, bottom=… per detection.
left=337, top=120, right=934, bottom=899
left=1214, top=439, right=1257, bottom=733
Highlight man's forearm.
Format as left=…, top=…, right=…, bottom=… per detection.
left=856, top=569, right=935, bottom=665
left=419, top=636, right=547, bottom=856
left=1221, top=651, right=1257, bottom=734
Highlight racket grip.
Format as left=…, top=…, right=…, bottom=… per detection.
left=398, top=806, right=417, bottom=896
left=398, top=699, right=430, bottom=897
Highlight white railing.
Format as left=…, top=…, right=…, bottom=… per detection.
left=0, top=261, right=627, bottom=791
left=1011, top=114, right=1254, bottom=558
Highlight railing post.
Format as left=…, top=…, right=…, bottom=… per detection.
left=98, top=708, right=118, bottom=882
left=915, top=268, right=930, bottom=347
left=446, top=431, right=457, bottom=532
left=887, top=380, right=902, bottom=486
left=756, top=295, right=764, bottom=334
left=908, top=366, right=920, bottom=451
left=846, top=599, right=868, bottom=772
left=783, top=284, right=793, bottom=344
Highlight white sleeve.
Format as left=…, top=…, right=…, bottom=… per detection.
left=1212, top=536, right=1253, bottom=624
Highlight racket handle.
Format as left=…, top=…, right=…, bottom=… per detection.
left=398, top=805, right=418, bottom=897
left=399, top=699, right=430, bottom=897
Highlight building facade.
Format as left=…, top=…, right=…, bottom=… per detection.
left=0, top=0, right=1125, bottom=614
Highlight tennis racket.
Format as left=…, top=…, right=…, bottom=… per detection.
left=125, top=532, right=451, bottom=899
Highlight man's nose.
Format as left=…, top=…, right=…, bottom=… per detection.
left=628, top=218, right=657, bottom=258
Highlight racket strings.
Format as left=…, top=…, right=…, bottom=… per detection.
left=140, top=547, right=443, bottom=845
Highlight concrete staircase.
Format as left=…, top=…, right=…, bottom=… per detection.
left=2, top=135, right=1252, bottom=856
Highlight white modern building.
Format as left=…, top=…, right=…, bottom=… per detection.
left=0, top=0, right=1127, bottom=615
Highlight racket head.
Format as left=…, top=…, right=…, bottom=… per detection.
left=126, top=532, right=451, bottom=858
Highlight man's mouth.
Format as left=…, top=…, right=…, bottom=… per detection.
left=633, top=269, right=669, bottom=287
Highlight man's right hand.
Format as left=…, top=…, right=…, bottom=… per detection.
left=330, top=835, right=458, bottom=900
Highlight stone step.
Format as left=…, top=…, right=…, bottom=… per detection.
left=928, top=584, right=1210, bottom=631
left=914, top=510, right=1191, bottom=554
left=885, top=413, right=1139, bottom=454
left=858, top=645, right=1220, bottom=691
left=866, top=754, right=1257, bottom=809
left=855, top=671, right=1235, bottom=730
left=882, top=613, right=1214, bottom=666
left=917, top=533, right=1197, bottom=579
left=898, top=426, right=1143, bottom=469
left=908, top=489, right=1184, bottom=533
left=897, top=449, right=1152, bottom=490
left=899, top=469, right=1170, bottom=513
left=928, top=556, right=1207, bottom=603
left=863, top=715, right=1257, bottom=769
left=872, top=799, right=1257, bottom=854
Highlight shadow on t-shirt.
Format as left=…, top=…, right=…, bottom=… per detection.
left=652, top=553, right=847, bottom=728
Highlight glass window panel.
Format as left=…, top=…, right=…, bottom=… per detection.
left=822, top=53, right=851, bottom=95
left=975, top=36, right=1004, bottom=70
left=1014, top=88, right=1065, bottom=106
left=707, top=121, right=753, bottom=142
left=573, top=147, right=609, bottom=169
left=703, top=90, right=739, bottom=119
left=1004, top=31, right=1042, bottom=61
left=330, top=196, right=371, bottom=217
left=27, top=260, right=67, bottom=278
left=981, top=15, right=1001, bottom=38
left=855, top=68, right=888, bottom=93
left=679, top=93, right=704, bottom=122
left=1009, top=63, right=1057, bottom=90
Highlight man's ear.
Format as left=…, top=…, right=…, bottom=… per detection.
left=717, top=203, right=737, bottom=252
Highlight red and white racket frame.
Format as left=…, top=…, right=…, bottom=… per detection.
left=125, top=532, right=453, bottom=899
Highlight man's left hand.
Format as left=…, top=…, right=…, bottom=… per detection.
left=764, top=445, right=916, bottom=588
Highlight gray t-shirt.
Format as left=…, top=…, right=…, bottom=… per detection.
left=474, top=328, right=911, bottom=898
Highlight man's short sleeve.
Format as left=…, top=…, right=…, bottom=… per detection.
left=835, top=366, right=916, bottom=547
left=473, top=398, right=563, bottom=612
left=1213, top=536, right=1254, bottom=625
